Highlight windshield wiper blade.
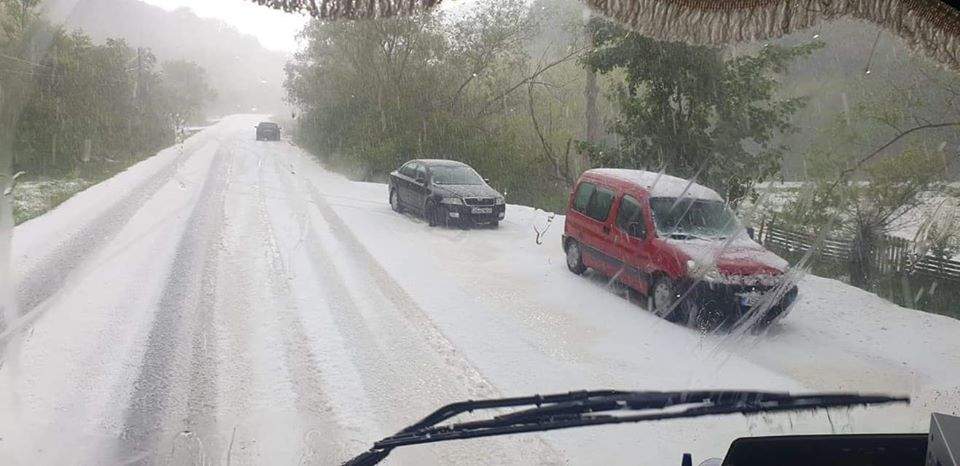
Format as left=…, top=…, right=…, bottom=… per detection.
left=668, top=232, right=715, bottom=241
left=343, top=390, right=908, bottom=466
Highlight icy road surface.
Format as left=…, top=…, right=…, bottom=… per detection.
left=2, top=115, right=959, bottom=465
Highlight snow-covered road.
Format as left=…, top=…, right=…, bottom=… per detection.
left=2, top=115, right=958, bottom=465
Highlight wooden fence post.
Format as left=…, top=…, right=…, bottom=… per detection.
left=82, top=138, right=91, bottom=163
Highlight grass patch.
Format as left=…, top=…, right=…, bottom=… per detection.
left=11, top=154, right=157, bottom=225
left=13, top=177, right=94, bottom=224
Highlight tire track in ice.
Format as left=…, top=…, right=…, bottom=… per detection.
left=242, top=142, right=348, bottom=464
left=208, top=145, right=272, bottom=464
left=280, top=153, right=496, bottom=399
left=268, top=161, right=462, bottom=464
left=309, top=182, right=499, bottom=398
left=14, top=134, right=214, bottom=319
left=272, top=154, right=563, bottom=465
left=117, top=144, right=230, bottom=464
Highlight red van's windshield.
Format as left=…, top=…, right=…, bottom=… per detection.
left=650, top=197, right=740, bottom=239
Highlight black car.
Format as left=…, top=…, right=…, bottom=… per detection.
left=388, top=159, right=505, bottom=227
left=255, top=122, right=280, bottom=141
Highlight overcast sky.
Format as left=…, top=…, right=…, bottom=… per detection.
left=140, top=0, right=477, bottom=53
left=141, top=0, right=309, bottom=52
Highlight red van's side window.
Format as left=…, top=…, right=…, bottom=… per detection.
left=615, top=195, right=643, bottom=232
left=572, top=182, right=596, bottom=213
left=585, top=187, right=615, bottom=222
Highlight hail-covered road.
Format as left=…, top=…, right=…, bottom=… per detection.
left=2, top=115, right=958, bottom=465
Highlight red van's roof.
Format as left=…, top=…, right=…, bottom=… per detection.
left=582, top=168, right=723, bottom=201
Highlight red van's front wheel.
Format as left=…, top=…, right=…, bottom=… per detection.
left=565, top=240, right=587, bottom=275
left=651, top=277, right=726, bottom=330
left=650, top=277, right=680, bottom=321
left=648, top=276, right=689, bottom=322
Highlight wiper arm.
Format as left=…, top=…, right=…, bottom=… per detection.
left=344, top=390, right=621, bottom=466
left=344, top=390, right=907, bottom=466
left=668, top=232, right=722, bottom=241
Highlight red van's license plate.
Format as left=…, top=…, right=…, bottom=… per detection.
left=739, top=292, right=761, bottom=307
left=471, top=207, right=493, bottom=214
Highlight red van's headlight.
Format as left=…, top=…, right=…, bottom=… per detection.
left=687, top=259, right=723, bottom=283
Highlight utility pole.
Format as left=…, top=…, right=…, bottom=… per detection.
left=135, top=47, right=144, bottom=110
left=582, top=8, right=600, bottom=173
left=21, top=0, right=28, bottom=32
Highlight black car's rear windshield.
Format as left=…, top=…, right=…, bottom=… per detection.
left=650, top=197, right=740, bottom=239
left=259, top=123, right=278, bottom=128
left=431, top=165, right=483, bottom=185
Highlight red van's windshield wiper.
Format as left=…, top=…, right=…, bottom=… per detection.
left=667, top=231, right=724, bottom=241
left=343, top=389, right=907, bottom=466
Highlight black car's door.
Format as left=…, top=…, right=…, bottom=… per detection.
left=395, top=161, right=419, bottom=209
left=409, top=164, right=431, bottom=212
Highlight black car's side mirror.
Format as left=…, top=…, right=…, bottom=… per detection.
left=627, top=222, right=646, bottom=239
left=746, top=226, right=756, bottom=240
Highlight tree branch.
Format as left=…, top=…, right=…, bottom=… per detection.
left=829, top=121, right=960, bottom=193
left=477, top=46, right=586, bottom=116
left=527, top=81, right=571, bottom=185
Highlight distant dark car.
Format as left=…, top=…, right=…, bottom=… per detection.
left=388, top=159, right=505, bottom=227
left=255, top=122, right=280, bottom=141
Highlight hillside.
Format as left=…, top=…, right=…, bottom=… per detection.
left=43, top=0, right=290, bottom=117
left=759, top=18, right=960, bottom=180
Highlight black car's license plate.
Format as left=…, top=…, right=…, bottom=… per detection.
left=471, top=207, right=493, bottom=214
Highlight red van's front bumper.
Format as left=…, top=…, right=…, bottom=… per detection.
left=681, top=279, right=799, bottom=328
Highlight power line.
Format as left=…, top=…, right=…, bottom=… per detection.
left=863, top=28, right=882, bottom=75
left=0, top=67, right=37, bottom=77
left=0, top=52, right=51, bottom=68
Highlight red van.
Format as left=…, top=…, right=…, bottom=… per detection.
left=562, top=169, right=798, bottom=330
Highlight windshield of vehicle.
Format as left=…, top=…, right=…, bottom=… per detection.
left=650, top=197, right=740, bottom=239
left=430, top=165, right=483, bottom=185
left=2, top=0, right=959, bottom=465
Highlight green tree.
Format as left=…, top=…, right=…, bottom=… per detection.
left=287, top=0, right=592, bottom=209
left=159, top=59, right=216, bottom=127
left=582, top=18, right=821, bottom=203
left=783, top=94, right=951, bottom=287
left=3, top=0, right=214, bottom=179
left=790, top=145, right=943, bottom=287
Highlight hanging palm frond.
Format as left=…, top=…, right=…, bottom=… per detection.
left=249, top=0, right=960, bottom=69
left=581, top=0, right=960, bottom=69
left=248, top=0, right=443, bottom=20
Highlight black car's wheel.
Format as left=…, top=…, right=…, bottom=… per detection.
left=389, top=189, right=403, bottom=213
left=425, top=199, right=440, bottom=227
left=565, top=239, right=586, bottom=275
